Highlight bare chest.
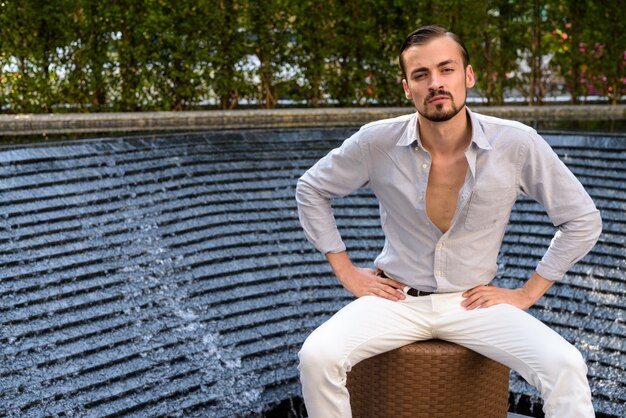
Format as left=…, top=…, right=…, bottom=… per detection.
left=425, top=156, right=468, bottom=233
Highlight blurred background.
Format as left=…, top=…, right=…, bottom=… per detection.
left=0, top=0, right=624, bottom=113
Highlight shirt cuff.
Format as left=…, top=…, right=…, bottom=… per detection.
left=314, top=233, right=346, bottom=255
left=535, top=263, right=564, bottom=282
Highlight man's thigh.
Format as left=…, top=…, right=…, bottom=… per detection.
left=434, top=301, right=579, bottom=385
left=302, top=295, right=435, bottom=368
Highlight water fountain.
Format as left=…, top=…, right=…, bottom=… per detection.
left=0, top=127, right=623, bottom=417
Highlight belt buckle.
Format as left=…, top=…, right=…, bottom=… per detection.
left=407, top=287, right=431, bottom=297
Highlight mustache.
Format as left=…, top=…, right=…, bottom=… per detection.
left=425, top=89, right=453, bottom=102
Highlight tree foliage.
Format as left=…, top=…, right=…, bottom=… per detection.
left=0, top=0, right=623, bottom=113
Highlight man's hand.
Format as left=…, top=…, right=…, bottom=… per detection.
left=339, top=266, right=407, bottom=301
left=461, top=285, right=533, bottom=310
left=326, top=251, right=406, bottom=301
left=461, top=272, right=554, bottom=310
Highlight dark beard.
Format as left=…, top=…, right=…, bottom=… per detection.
left=419, top=90, right=465, bottom=122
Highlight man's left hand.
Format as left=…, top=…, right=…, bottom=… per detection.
left=462, top=273, right=555, bottom=311
left=461, top=284, right=533, bottom=311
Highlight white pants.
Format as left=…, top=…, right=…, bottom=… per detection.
left=298, top=291, right=595, bottom=418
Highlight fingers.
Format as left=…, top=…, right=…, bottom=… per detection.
left=461, top=285, right=499, bottom=310
left=376, top=281, right=406, bottom=301
left=461, top=285, right=529, bottom=310
left=369, top=285, right=406, bottom=301
left=378, top=276, right=406, bottom=290
left=347, top=269, right=408, bottom=301
left=462, top=293, right=496, bottom=310
left=366, top=275, right=406, bottom=301
left=342, top=268, right=405, bottom=301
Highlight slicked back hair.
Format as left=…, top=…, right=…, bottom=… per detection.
left=399, top=25, right=470, bottom=78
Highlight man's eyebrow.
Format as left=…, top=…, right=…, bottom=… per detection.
left=437, top=59, right=456, bottom=67
left=410, top=67, right=429, bottom=75
left=410, top=59, right=458, bottom=76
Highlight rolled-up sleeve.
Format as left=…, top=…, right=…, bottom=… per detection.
left=519, top=133, right=602, bottom=281
left=295, top=131, right=370, bottom=254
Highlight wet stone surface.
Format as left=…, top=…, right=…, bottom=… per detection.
left=0, top=128, right=624, bottom=417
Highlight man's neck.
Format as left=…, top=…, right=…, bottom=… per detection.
left=418, top=108, right=472, bottom=156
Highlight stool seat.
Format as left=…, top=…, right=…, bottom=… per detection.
left=346, top=339, right=510, bottom=418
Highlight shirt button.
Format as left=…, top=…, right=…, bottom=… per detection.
left=436, top=271, right=443, bottom=277
left=419, top=195, right=424, bottom=201
left=422, top=163, right=429, bottom=169
left=438, top=243, right=445, bottom=249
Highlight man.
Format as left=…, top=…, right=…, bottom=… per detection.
left=295, top=25, right=601, bottom=418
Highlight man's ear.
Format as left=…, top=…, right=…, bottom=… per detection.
left=465, top=65, right=476, bottom=89
left=402, top=79, right=411, bottom=99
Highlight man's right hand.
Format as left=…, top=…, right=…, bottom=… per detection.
left=326, top=251, right=407, bottom=301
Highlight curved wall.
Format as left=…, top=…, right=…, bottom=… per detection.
left=0, top=105, right=624, bottom=135
left=0, top=127, right=624, bottom=417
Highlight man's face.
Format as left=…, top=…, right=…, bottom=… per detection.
left=401, top=36, right=475, bottom=123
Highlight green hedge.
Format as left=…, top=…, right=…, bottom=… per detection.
left=0, top=0, right=624, bottom=113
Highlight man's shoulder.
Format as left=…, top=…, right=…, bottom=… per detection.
left=470, top=110, right=547, bottom=153
left=352, top=112, right=415, bottom=149
left=360, top=112, right=414, bottom=134
left=472, top=110, right=537, bottom=137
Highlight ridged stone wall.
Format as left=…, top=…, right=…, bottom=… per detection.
left=0, top=127, right=624, bottom=417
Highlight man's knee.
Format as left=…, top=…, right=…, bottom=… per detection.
left=298, top=331, right=343, bottom=379
left=541, top=341, right=588, bottom=382
left=540, top=343, right=593, bottom=416
left=558, top=344, right=588, bottom=376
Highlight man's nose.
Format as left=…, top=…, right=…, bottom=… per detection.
left=428, top=73, right=443, bottom=90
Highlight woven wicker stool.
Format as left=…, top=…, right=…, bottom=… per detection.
left=346, top=339, right=510, bottom=418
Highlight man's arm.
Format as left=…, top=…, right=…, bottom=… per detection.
left=296, top=132, right=409, bottom=301
left=295, top=132, right=368, bottom=255
left=462, top=211, right=601, bottom=310
left=326, top=251, right=406, bottom=301
left=462, top=272, right=553, bottom=310
left=462, top=133, right=602, bottom=310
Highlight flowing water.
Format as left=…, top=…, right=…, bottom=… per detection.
left=0, top=128, right=623, bottom=417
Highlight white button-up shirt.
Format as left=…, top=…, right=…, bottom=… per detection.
left=296, top=108, right=602, bottom=292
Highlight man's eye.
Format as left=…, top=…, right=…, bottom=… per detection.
left=442, top=68, right=454, bottom=73
left=414, top=73, right=426, bottom=80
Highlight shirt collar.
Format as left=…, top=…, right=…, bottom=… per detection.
left=395, top=107, right=493, bottom=152
left=466, top=107, right=492, bottom=151
left=395, top=112, right=419, bottom=147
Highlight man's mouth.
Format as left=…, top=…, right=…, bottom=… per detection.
left=428, top=95, right=449, bottom=104
left=425, top=90, right=453, bottom=105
